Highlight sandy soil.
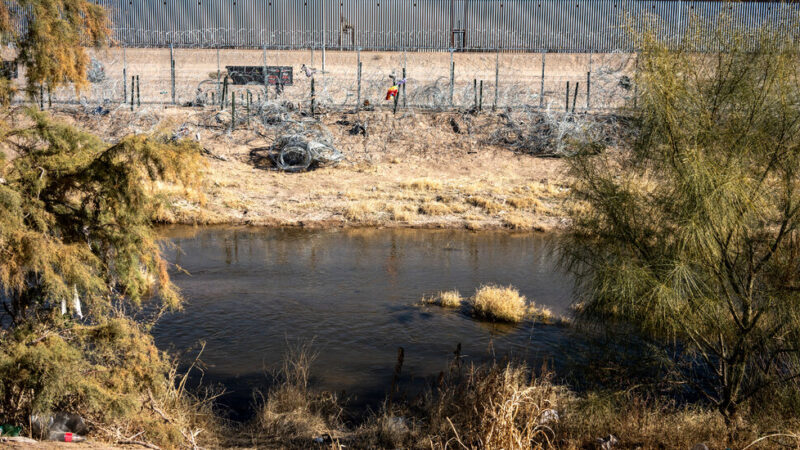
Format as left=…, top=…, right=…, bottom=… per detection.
left=49, top=104, right=571, bottom=232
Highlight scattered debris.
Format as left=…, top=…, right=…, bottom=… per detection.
left=619, top=75, right=632, bottom=90
left=449, top=117, right=461, bottom=134
left=30, top=412, right=88, bottom=442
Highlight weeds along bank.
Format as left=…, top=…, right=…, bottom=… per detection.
left=48, top=105, right=603, bottom=231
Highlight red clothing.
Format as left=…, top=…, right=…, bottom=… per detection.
left=386, top=85, right=399, bottom=100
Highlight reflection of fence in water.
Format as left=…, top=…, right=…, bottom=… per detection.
left=36, top=46, right=635, bottom=116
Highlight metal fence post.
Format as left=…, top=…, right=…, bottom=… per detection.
left=262, top=38, right=268, bottom=97
left=449, top=49, right=454, bottom=106
left=356, top=48, right=362, bottom=111
left=216, top=45, right=221, bottom=107
left=170, top=43, right=176, bottom=105
left=539, top=50, right=546, bottom=109
left=565, top=81, right=569, bottom=112
left=587, top=51, right=592, bottom=111
left=136, top=75, right=140, bottom=107
left=493, top=49, right=499, bottom=111
left=572, top=81, right=579, bottom=113
left=122, top=45, right=127, bottom=102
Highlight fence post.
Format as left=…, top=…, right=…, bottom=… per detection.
left=221, top=76, right=228, bottom=110
left=473, top=79, right=477, bottom=109
left=449, top=49, right=454, bottom=106
left=170, top=43, right=176, bottom=104
left=122, top=45, right=127, bottom=102
left=130, top=75, right=135, bottom=111
left=39, top=84, right=43, bottom=110
left=246, top=90, right=251, bottom=126
left=633, top=52, right=639, bottom=109
left=587, top=51, right=592, bottom=111
left=539, top=50, right=546, bottom=109
left=356, top=49, right=361, bottom=111
left=310, top=77, right=315, bottom=115
left=216, top=46, right=221, bottom=107
left=393, top=86, right=399, bottom=115
left=47, top=85, right=51, bottom=109
left=262, top=39, right=268, bottom=97
left=572, top=81, right=579, bottom=113
left=402, top=50, right=407, bottom=108
left=479, top=80, right=483, bottom=112
left=493, top=49, right=499, bottom=111
left=231, top=93, right=236, bottom=131
left=402, top=67, right=406, bottom=108
left=586, top=71, right=591, bottom=111
left=565, top=81, right=569, bottom=112
left=136, top=75, right=140, bottom=107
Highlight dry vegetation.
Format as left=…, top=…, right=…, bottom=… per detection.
left=420, top=285, right=554, bottom=324
left=46, top=106, right=571, bottom=231
left=238, top=347, right=794, bottom=450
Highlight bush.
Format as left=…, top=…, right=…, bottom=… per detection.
left=421, top=290, right=463, bottom=308
left=470, top=285, right=528, bottom=323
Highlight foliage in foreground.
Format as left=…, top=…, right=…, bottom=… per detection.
left=563, top=13, right=800, bottom=423
left=0, top=109, right=208, bottom=446
left=248, top=348, right=798, bottom=449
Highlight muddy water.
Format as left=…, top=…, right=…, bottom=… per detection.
left=154, top=226, right=577, bottom=419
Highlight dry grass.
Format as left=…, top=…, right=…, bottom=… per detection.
left=470, top=284, right=529, bottom=323
left=418, top=201, right=451, bottom=216
left=503, top=212, right=535, bottom=230
left=421, top=290, right=464, bottom=308
left=467, top=196, right=505, bottom=215
left=254, top=343, right=343, bottom=444
left=403, top=178, right=444, bottom=191
left=342, top=201, right=380, bottom=222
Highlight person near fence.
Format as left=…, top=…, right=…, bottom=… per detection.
left=385, top=75, right=405, bottom=101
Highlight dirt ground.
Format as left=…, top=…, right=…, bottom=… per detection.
left=60, top=48, right=634, bottom=111
left=48, top=103, right=571, bottom=232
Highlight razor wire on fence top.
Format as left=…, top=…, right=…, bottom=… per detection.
left=35, top=43, right=636, bottom=117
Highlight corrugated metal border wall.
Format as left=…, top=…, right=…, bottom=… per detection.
left=103, top=0, right=798, bottom=51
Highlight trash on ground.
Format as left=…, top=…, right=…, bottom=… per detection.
left=1, top=423, right=21, bottom=437
left=30, top=412, right=88, bottom=441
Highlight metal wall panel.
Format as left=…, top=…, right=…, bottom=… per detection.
left=106, top=0, right=799, bottom=52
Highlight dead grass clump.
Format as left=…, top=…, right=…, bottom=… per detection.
left=255, top=343, right=343, bottom=442
left=404, top=178, right=444, bottom=191
left=387, top=204, right=418, bottom=222
left=470, top=284, right=528, bottom=323
left=421, top=363, right=564, bottom=449
left=343, top=201, right=379, bottom=222
left=507, top=195, right=544, bottom=210
left=528, top=303, right=554, bottom=323
left=467, top=196, right=504, bottom=214
left=421, top=290, right=463, bottom=308
left=503, top=212, right=535, bottom=230
left=419, top=201, right=451, bottom=216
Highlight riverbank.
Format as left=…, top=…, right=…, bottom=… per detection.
left=51, top=106, right=572, bottom=231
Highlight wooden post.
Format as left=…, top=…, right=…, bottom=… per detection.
left=47, top=85, right=51, bottom=109
left=565, top=81, right=570, bottom=112
left=136, top=75, right=140, bottom=107
left=493, top=49, right=499, bottom=111
left=393, top=86, right=399, bottom=115
left=479, top=80, right=483, bottom=112
left=449, top=49, right=454, bottom=106
left=130, top=75, right=135, bottom=111
left=572, top=81, right=579, bottom=113
left=356, top=49, right=362, bottom=111
left=310, top=77, right=315, bottom=115
left=539, top=50, right=546, bottom=109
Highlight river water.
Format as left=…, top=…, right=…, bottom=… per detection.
left=154, top=226, right=577, bottom=419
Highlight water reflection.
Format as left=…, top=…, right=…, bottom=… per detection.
left=155, top=226, right=575, bottom=419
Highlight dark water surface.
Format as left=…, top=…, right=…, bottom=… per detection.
left=154, top=226, right=577, bottom=419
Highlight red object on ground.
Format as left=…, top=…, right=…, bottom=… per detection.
left=64, top=432, right=73, bottom=442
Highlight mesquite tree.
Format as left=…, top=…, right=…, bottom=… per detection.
left=563, top=14, right=800, bottom=423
